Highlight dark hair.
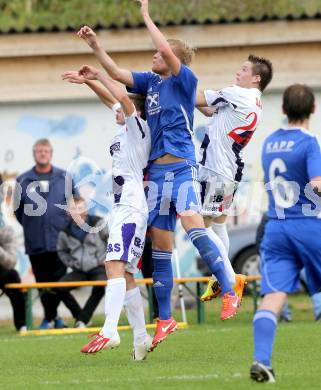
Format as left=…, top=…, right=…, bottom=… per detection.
left=283, top=84, right=315, bottom=122
left=248, top=54, right=273, bottom=91
left=129, top=94, right=146, bottom=120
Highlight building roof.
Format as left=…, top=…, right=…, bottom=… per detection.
left=0, top=0, right=320, bottom=34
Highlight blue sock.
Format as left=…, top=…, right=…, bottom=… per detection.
left=253, top=310, right=277, bottom=367
left=187, top=228, right=233, bottom=294
left=152, top=250, right=173, bottom=320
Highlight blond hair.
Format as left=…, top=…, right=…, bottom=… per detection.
left=33, top=138, right=53, bottom=152
left=167, top=39, right=195, bottom=66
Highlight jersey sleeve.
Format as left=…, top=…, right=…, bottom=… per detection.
left=125, top=112, right=151, bottom=157
left=126, top=111, right=151, bottom=170
left=172, top=64, right=198, bottom=96
left=306, top=136, right=321, bottom=179
left=204, top=86, right=238, bottom=109
left=127, top=72, right=152, bottom=95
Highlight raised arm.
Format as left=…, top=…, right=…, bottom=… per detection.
left=196, top=90, right=208, bottom=107
left=77, top=26, right=134, bottom=87
left=79, top=65, right=135, bottom=117
left=62, top=70, right=118, bottom=109
left=137, top=0, right=181, bottom=76
left=197, top=106, right=217, bottom=117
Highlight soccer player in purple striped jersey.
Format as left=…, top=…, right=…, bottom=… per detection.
left=62, top=68, right=152, bottom=361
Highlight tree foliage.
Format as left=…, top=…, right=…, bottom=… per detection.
left=0, top=0, right=319, bottom=33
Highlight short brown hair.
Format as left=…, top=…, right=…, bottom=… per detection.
left=248, top=54, right=273, bottom=91
left=167, top=39, right=195, bottom=66
left=129, top=94, right=146, bottom=120
left=283, top=84, right=315, bottom=122
left=33, top=138, right=52, bottom=152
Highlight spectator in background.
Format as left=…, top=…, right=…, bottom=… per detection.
left=56, top=196, right=108, bottom=328
left=14, top=139, right=77, bottom=329
left=141, top=234, right=159, bottom=320
left=0, top=174, right=26, bottom=332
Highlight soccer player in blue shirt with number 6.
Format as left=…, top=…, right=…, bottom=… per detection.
left=251, top=84, right=321, bottom=383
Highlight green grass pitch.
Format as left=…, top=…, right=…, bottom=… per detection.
left=0, top=295, right=320, bottom=389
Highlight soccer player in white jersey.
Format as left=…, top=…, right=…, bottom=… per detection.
left=196, top=55, right=273, bottom=302
left=62, top=67, right=152, bottom=360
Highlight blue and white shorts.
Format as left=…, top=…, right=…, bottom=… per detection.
left=145, top=160, right=201, bottom=231
left=260, top=218, right=321, bottom=296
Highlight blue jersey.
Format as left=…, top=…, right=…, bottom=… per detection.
left=262, top=128, right=321, bottom=219
left=128, top=65, right=198, bottom=162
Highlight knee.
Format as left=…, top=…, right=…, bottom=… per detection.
left=125, top=274, right=137, bottom=291
left=4, top=269, right=21, bottom=284
left=150, top=234, right=173, bottom=252
left=212, top=214, right=227, bottom=224
left=55, top=287, right=68, bottom=295
left=92, top=286, right=105, bottom=297
left=259, top=292, right=288, bottom=315
left=203, top=216, right=213, bottom=228
left=181, top=213, right=205, bottom=232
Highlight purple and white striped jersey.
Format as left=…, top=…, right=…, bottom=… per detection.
left=109, top=111, right=151, bottom=215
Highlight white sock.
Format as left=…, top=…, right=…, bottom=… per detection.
left=212, top=222, right=230, bottom=254
left=124, top=287, right=148, bottom=346
left=101, top=277, right=126, bottom=338
left=206, top=227, right=236, bottom=285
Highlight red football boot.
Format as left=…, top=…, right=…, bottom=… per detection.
left=220, top=292, right=240, bottom=321
left=80, top=333, right=120, bottom=354
left=150, top=318, right=178, bottom=351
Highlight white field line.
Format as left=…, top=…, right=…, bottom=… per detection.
left=40, top=373, right=245, bottom=386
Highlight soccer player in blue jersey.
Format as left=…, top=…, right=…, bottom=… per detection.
left=77, top=0, right=240, bottom=349
left=250, top=84, right=321, bottom=383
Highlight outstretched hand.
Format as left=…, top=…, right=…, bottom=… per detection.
left=77, top=26, right=98, bottom=48
left=78, top=65, right=100, bottom=80
left=135, top=0, right=149, bottom=16
left=62, top=71, right=86, bottom=84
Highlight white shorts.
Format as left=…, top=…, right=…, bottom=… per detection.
left=198, top=166, right=238, bottom=217
left=106, top=205, right=147, bottom=274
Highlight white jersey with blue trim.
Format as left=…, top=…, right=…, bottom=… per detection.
left=109, top=111, right=151, bottom=215
left=199, top=85, right=262, bottom=182
left=262, top=127, right=321, bottom=219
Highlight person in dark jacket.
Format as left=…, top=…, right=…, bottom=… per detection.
left=13, top=139, right=77, bottom=329
left=141, top=234, right=159, bottom=320
left=0, top=175, right=26, bottom=332
left=56, top=196, right=108, bottom=327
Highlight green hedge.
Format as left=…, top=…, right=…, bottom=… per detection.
left=0, top=0, right=320, bottom=33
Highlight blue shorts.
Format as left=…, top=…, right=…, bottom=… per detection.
left=260, top=218, right=321, bottom=296
left=145, top=160, right=201, bottom=231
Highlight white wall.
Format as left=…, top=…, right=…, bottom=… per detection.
left=2, top=92, right=320, bottom=177
left=1, top=91, right=320, bottom=280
